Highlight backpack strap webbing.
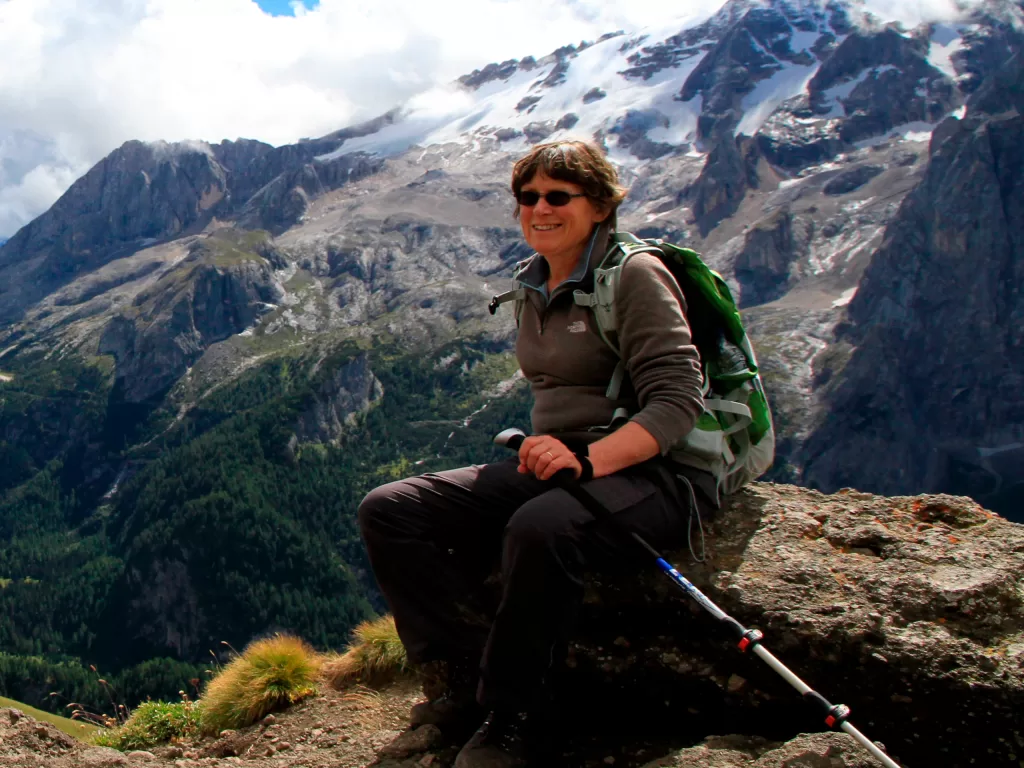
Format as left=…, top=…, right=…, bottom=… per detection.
left=488, top=288, right=525, bottom=316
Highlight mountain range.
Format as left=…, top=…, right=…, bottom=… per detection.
left=0, top=0, right=1021, bottom=718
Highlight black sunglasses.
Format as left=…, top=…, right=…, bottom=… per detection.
left=516, top=190, right=587, bottom=207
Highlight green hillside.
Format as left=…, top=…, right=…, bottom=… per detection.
left=0, top=334, right=530, bottom=717
left=0, top=695, right=96, bottom=740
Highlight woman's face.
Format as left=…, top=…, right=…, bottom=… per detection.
left=519, top=172, right=608, bottom=264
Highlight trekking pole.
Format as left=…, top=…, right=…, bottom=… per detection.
left=494, top=428, right=903, bottom=768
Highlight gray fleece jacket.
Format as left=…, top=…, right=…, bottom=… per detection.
left=514, top=224, right=706, bottom=458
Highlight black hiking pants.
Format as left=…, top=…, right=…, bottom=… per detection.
left=357, top=456, right=712, bottom=712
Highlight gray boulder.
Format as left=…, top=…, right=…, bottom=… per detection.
left=378, top=483, right=1023, bottom=767
left=642, top=732, right=884, bottom=767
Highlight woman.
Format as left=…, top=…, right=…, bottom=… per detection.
left=358, top=140, right=716, bottom=768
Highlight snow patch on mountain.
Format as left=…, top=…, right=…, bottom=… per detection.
left=854, top=120, right=940, bottom=147
left=314, top=0, right=981, bottom=169
left=928, top=24, right=964, bottom=79
left=737, top=61, right=818, bottom=135
left=317, top=15, right=717, bottom=167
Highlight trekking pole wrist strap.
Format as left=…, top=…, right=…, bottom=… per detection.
left=574, top=452, right=594, bottom=482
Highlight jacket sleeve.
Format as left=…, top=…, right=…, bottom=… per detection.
left=616, top=252, right=705, bottom=454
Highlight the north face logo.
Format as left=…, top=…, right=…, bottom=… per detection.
left=567, top=320, right=587, bottom=333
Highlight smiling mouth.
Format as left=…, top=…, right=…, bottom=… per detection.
left=532, top=224, right=561, bottom=231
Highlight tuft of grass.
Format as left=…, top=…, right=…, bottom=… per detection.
left=323, top=615, right=411, bottom=690
left=92, top=700, right=201, bottom=751
left=200, top=634, right=321, bottom=734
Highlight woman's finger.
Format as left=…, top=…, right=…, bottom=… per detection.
left=539, top=453, right=582, bottom=481
left=519, top=436, right=546, bottom=471
left=527, top=440, right=558, bottom=468
left=532, top=446, right=558, bottom=475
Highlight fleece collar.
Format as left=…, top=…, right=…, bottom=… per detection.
left=517, top=222, right=613, bottom=301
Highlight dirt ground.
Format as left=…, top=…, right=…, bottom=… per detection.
left=0, top=680, right=429, bottom=768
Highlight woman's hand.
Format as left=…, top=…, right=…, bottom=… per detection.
left=517, top=435, right=582, bottom=481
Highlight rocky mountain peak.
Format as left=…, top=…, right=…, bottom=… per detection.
left=0, top=139, right=226, bottom=266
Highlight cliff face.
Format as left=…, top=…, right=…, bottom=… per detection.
left=0, top=136, right=382, bottom=326
left=802, top=103, right=1024, bottom=519
left=0, top=141, right=244, bottom=323
left=293, top=352, right=384, bottom=445
left=98, top=232, right=284, bottom=402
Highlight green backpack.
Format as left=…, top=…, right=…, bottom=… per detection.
left=489, top=231, right=775, bottom=498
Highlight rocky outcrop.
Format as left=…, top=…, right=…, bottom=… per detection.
left=293, top=353, right=384, bottom=444
left=567, top=484, right=1022, bottom=768
left=733, top=208, right=813, bottom=306
left=0, top=141, right=228, bottom=273
left=690, top=135, right=762, bottom=235
left=642, top=733, right=885, bottom=768
left=98, top=233, right=284, bottom=402
left=802, top=108, right=1024, bottom=521
left=950, top=1, right=1024, bottom=94
left=810, top=30, right=960, bottom=144
left=375, top=483, right=1023, bottom=768
left=608, top=110, right=677, bottom=159
left=239, top=153, right=385, bottom=233
left=758, top=28, right=961, bottom=171
left=0, top=141, right=231, bottom=321
left=822, top=164, right=884, bottom=195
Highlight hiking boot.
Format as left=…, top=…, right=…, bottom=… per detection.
left=410, top=656, right=483, bottom=734
left=453, top=710, right=530, bottom=768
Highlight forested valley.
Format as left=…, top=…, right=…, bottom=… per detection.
left=0, top=336, right=530, bottom=718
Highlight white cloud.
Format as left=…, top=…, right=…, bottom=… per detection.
left=0, top=0, right=983, bottom=238
left=861, top=0, right=976, bottom=26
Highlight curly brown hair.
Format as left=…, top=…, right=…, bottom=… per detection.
left=510, top=140, right=627, bottom=221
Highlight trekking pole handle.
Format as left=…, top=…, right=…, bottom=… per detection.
left=494, top=428, right=528, bottom=452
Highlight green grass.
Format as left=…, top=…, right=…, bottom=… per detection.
left=284, top=269, right=316, bottom=292
left=199, top=230, right=271, bottom=268
left=92, top=700, right=202, bottom=751
left=0, top=695, right=96, bottom=741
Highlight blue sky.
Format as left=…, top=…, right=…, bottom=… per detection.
left=255, top=0, right=319, bottom=15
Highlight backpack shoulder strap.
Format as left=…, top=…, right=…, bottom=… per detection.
left=573, top=232, right=667, bottom=400
left=488, top=256, right=535, bottom=323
